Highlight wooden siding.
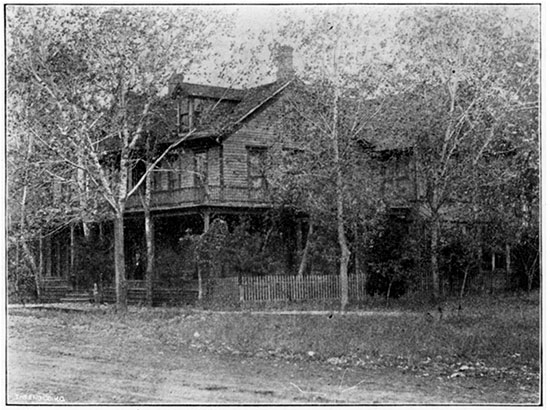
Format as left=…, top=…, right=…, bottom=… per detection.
left=223, top=129, right=272, bottom=188
left=180, top=150, right=194, bottom=188
left=127, top=123, right=275, bottom=211
left=208, top=145, right=221, bottom=186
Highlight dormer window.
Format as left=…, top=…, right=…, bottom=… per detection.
left=176, top=97, right=208, bottom=132
left=176, top=97, right=190, bottom=132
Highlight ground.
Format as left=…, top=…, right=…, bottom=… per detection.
left=7, top=300, right=540, bottom=404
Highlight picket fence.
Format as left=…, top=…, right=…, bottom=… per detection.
left=239, top=273, right=367, bottom=302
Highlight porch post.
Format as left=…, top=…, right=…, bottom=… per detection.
left=70, top=223, right=76, bottom=289
left=203, top=211, right=210, bottom=233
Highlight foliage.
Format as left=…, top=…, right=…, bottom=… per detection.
left=74, top=226, right=115, bottom=289
left=218, top=218, right=287, bottom=278
left=364, top=214, right=416, bottom=299
left=6, top=6, right=539, bottom=304
left=7, top=244, right=38, bottom=304
left=511, top=229, right=540, bottom=291
left=268, top=9, right=399, bottom=309
left=386, top=6, right=539, bottom=298
left=7, top=6, right=238, bottom=308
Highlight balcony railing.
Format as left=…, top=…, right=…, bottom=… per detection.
left=125, top=185, right=270, bottom=211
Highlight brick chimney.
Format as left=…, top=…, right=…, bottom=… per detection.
left=274, top=45, right=295, bottom=81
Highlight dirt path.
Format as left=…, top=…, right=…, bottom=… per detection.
left=10, top=341, right=525, bottom=404
left=7, top=309, right=539, bottom=404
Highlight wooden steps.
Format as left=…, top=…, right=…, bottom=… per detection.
left=59, top=292, right=92, bottom=303
left=39, top=279, right=72, bottom=303
left=102, top=287, right=198, bottom=306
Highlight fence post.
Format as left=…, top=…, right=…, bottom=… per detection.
left=239, top=276, right=244, bottom=303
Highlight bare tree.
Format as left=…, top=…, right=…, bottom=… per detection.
left=7, top=6, right=236, bottom=309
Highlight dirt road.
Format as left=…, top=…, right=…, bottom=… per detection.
left=7, top=308, right=539, bottom=404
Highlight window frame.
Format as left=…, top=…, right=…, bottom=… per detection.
left=247, top=146, right=268, bottom=191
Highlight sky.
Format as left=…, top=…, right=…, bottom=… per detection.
left=181, top=4, right=539, bottom=88
left=181, top=4, right=403, bottom=87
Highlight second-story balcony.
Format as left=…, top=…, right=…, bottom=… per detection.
left=125, top=185, right=271, bottom=213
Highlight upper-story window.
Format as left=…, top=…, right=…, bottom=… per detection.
left=247, top=147, right=268, bottom=190
left=177, top=98, right=190, bottom=132
left=177, top=97, right=208, bottom=132
left=194, top=150, right=208, bottom=188
left=152, top=153, right=180, bottom=192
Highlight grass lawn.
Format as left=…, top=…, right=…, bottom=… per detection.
left=7, top=291, right=540, bottom=404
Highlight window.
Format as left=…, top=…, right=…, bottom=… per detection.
left=166, top=154, right=180, bottom=190
left=194, top=151, right=208, bottom=188
left=248, top=147, right=268, bottom=190
left=152, top=167, right=162, bottom=191
left=382, top=154, right=411, bottom=198
left=177, top=98, right=190, bottom=132
left=177, top=98, right=207, bottom=132
left=151, top=154, right=181, bottom=192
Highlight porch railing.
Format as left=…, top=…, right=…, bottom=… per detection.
left=126, top=186, right=270, bottom=211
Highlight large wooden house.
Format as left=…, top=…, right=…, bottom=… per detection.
left=35, top=47, right=431, bottom=303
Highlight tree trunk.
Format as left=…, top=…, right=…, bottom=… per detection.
left=14, top=235, right=21, bottom=301
left=430, top=216, right=440, bottom=300
left=77, top=152, right=91, bottom=240
left=329, top=81, right=350, bottom=312
left=144, top=204, right=154, bottom=307
left=17, top=181, right=28, bottom=302
left=505, top=243, right=511, bottom=289
left=37, top=232, right=43, bottom=299
left=473, top=170, right=484, bottom=282
left=386, top=279, right=393, bottom=307
left=460, top=267, right=469, bottom=300
left=144, top=134, right=155, bottom=307
left=21, top=240, right=39, bottom=274
left=490, top=251, right=496, bottom=294
left=113, top=115, right=132, bottom=311
left=296, top=221, right=303, bottom=262
left=526, top=255, right=538, bottom=293
left=20, top=239, right=39, bottom=302
left=197, top=259, right=203, bottom=301
left=297, top=221, right=313, bottom=277
left=70, top=223, right=76, bottom=290
left=114, top=213, right=127, bottom=310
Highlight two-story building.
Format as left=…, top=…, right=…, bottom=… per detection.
left=37, top=46, right=423, bottom=303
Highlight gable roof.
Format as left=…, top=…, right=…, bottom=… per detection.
left=172, top=82, right=245, bottom=101
left=159, top=78, right=293, bottom=146
left=168, top=73, right=245, bottom=101
left=161, top=76, right=419, bottom=152
left=187, top=79, right=293, bottom=143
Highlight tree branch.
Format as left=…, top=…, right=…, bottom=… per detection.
left=126, top=127, right=197, bottom=199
